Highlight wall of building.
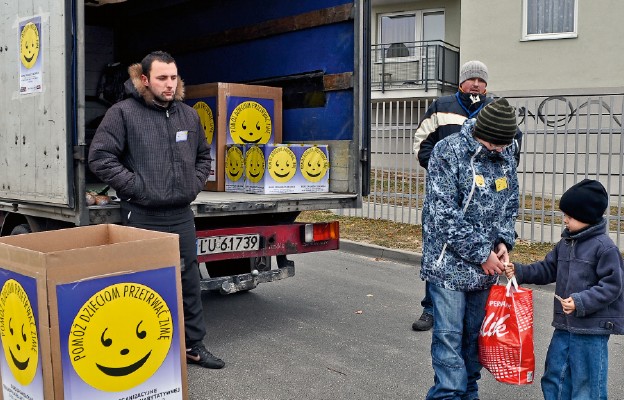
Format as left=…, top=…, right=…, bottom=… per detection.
left=461, top=0, right=624, bottom=97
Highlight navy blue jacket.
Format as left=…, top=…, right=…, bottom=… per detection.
left=515, top=219, right=624, bottom=335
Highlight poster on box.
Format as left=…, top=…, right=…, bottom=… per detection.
left=225, top=145, right=245, bottom=192
left=188, top=97, right=217, bottom=182
left=0, top=269, right=45, bottom=400
left=57, top=267, right=183, bottom=399
left=226, top=97, right=276, bottom=145
left=294, top=145, right=330, bottom=193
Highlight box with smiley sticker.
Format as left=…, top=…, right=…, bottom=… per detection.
left=243, top=144, right=297, bottom=194
left=292, top=144, right=330, bottom=193
left=0, top=225, right=187, bottom=400
left=186, top=82, right=282, bottom=192
left=224, top=144, right=246, bottom=193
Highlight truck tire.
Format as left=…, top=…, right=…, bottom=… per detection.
left=10, top=224, right=32, bottom=236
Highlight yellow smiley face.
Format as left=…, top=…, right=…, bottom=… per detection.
left=245, top=146, right=265, bottom=183
left=225, top=146, right=244, bottom=182
left=0, top=279, right=39, bottom=385
left=268, top=147, right=297, bottom=183
left=299, top=147, right=329, bottom=183
left=192, top=101, right=215, bottom=145
left=228, top=101, right=272, bottom=144
left=69, top=283, right=173, bottom=392
left=20, top=22, right=40, bottom=69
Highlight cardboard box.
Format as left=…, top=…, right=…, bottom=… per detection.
left=224, top=144, right=246, bottom=193
left=293, top=144, right=330, bottom=193
left=0, top=225, right=187, bottom=400
left=186, top=82, right=283, bottom=191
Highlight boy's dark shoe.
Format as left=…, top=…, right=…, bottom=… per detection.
left=412, top=312, right=433, bottom=331
left=186, top=343, right=225, bottom=369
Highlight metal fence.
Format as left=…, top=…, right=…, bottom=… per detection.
left=339, top=95, right=624, bottom=248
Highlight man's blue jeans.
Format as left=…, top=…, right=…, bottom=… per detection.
left=421, top=281, right=433, bottom=315
left=541, top=329, right=609, bottom=400
left=426, top=283, right=490, bottom=400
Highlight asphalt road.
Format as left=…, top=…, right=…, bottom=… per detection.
left=188, top=246, right=624, bottom=400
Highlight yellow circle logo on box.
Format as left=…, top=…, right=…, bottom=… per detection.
left=268, top=146, right=296, bottom=183
left=69, top=283, right=173, bottom=392
left=0, top=279, right=39, bottom=385
left=229, top=101, right=272, bottom=144
left=20, top=22, right=40, bottom=69
left=193, top=101, right=215, bottom=145
left=245, top=146, right=265, bottom=183
left=300, top=147, right=329, bottom=183
left=225, top=146, right=244, bottom=182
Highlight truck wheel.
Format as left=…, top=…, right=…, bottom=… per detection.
left=10, top=224, right=32, bottom=235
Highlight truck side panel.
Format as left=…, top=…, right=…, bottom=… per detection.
left=0, top=1, right=72, bottom=207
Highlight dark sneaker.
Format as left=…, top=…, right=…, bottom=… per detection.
left=186, top=344, right=225, bottom=369
left=412, top=312, right=433, bottom=331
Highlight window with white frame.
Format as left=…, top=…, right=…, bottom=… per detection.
left=378, top=9, right=445, bottom=59
left=523, top=0, right=577, bottom=40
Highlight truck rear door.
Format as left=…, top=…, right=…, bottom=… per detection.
left=0, top=1, right=74, bottom=208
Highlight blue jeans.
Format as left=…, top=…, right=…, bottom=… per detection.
left=421, top=281, right=433, bottom=315
left=426, top=284, right=490, bottom=400
left=542, top=329, right=609, bottom=400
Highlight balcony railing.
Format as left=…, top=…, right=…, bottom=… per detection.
left=371, top=40, right=460, bottom=93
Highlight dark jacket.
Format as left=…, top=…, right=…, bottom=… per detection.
left=420, top=119, right=519, bottom=291
left=89, top=64, right=211, bottom=211
left=415, top=92, right=522, bottom=170
left=515, top=219, right=624, bottom=335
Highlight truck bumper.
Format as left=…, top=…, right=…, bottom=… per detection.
left=199, top=264, right=295, bottom=294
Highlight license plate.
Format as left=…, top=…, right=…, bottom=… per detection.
left=197, top=234, right=260, bottom=255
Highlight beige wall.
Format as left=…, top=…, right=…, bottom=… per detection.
left=460, top=0, right=624, bottom=96
left=371, top=0, right=461, bottom=47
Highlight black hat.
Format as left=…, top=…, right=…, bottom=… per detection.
left=473, top=98, right=517, bottom=145
left=559, top=179, right=608, bottom=224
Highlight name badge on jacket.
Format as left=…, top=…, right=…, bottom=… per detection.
left=176, top=130, right=189, bottom=142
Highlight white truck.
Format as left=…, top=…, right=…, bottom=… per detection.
left=0, top=0, right=370, bottom=293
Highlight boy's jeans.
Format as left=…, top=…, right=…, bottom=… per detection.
left=426, top=283, right=490, bottom=400
left=542, top=329, right=609, bottom=400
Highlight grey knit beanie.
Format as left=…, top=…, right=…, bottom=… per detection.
left=459, top=60, right=489, bottom=84
left=473, top=98, right=517, bottom=145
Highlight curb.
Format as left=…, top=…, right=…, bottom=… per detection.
left=340, top=239, right=422, bottom=265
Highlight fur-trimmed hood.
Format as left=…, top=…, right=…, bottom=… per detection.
left=124, top=63, right=186, bottom=104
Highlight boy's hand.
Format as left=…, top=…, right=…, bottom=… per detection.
left=560, top=297, right=576, bottom=314
left=504, top=262, right=515, bottom=279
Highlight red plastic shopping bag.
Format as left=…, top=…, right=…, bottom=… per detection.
left=479, top=276, right=535, bottom=385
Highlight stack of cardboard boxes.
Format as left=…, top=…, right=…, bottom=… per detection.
left=186, top=82, right=330, bottom=194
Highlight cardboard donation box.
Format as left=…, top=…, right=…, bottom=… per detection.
left=185, top=82, right=283, bottom=191
left=224, top=144, right=246, bottom=193
left=242, top=144, right=330, bottom=194
left=0, top=225, right=187, bottom=400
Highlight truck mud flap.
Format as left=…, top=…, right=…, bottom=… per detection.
left=200, top=265, right=295, bottom=294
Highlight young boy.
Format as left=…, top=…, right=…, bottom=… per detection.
left=505, top=179, right=624, bottom=400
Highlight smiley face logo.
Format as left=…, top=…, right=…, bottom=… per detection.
left=192, top=101, right=215, bottom=145
left=228, top=101, right=272, bottom=144
left=268, top=147, right=297, bottom=183
left=245, top=146, right=265, bottom=183
left=69, top=283, right=173, bottom=392
left=299, top=147, right=329, bottom=183
left=20, top=22, right=40, bottom=69
left=0, top=279, right=39, bottom=385
left=225, top=146, right=244, bottom=182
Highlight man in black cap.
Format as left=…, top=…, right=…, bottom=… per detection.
left=504, top=179, right=623, bottom=400
left=420, top=97, right=520, bottom=400
left=411, top=60, right=523, bottom=332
